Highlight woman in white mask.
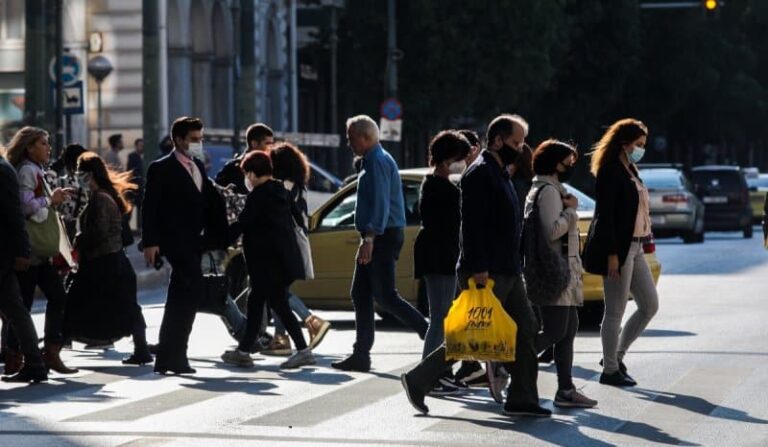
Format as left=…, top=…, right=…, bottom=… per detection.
left=413, top=130, right=471, bottom=395
left=582, top=118, right=659, bottom=388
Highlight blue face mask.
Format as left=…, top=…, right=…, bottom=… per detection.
left=629, top=146, right=645, bottom=164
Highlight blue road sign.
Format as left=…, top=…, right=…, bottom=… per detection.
left=380, top=98, right=403, bottom=120
left=51, top=80, right=84, bottom=115
left=49, top=54, right=82, bottom=86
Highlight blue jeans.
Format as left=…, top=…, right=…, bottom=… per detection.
left=422, top=274, right=457, bottom=358
left=350, top=227, right=428, bottom=358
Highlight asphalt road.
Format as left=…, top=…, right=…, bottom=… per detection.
left=2, top=230, right=768, bottom=446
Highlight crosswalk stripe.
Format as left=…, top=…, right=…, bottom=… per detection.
left=243, top=365, right=412, bottom=427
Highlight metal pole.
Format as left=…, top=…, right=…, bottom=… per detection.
left=142, top=0, right=160, bottom=165
left=97, top=81, right=103, bottom=150
left=24, top=0, right=47, bottom=126
left=386, top=0, right=397, bottom=98
left=329, top=5, right=339, bottom=173
left=289, top=0, right=299, bottom=132
left=54, top=0, right=63, bottom=158
left=231, top=2, right=241, bottom=155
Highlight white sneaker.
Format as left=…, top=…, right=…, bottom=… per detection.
left=280, top=348, right=316, bottom=369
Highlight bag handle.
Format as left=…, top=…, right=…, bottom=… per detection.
left=467, top=277, right=495, bottom=291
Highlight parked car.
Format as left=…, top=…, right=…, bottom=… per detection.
left=638, top=167, right=705, bottom=243
left=279, top=168, right=661, bottom=319
left=746, top=173, right=768, bottom=224
left=306, top=161, right=343, bottom=212
left=690, top=166, right=753, bottom=238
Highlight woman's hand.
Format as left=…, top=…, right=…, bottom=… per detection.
left=562, top=194, right=578, bottom=209
left=607, top=255, right=620, bottom=280
left=50, top=187, right=70, bottom=206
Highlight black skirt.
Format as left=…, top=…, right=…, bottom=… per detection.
left=64, top=250, right=145, bottom=342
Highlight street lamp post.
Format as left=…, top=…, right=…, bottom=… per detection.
left=87, top=55, right=113, bottom=150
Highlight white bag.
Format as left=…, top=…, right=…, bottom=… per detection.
left=293, top=222, right=314, bottom=280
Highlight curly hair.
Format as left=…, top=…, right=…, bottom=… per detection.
left=77, top=152, right=137, bottom=215
left=270, top=142, right=310, bottom=186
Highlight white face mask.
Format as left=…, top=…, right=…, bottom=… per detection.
left=244, top=175, right=254, bottom=192
left=449, top=160, right=467, bottom=174
left=187, top=142, right=204, bottom=160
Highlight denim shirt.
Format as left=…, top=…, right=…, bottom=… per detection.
left=354, top=144, right=406, bottom=235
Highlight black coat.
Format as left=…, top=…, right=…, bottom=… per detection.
left=141, top=153, right=229, bottom=256
left=457, top=150, right=523, bottom=276
left=582, top=160, right=641, bottom=275
left=0, top=157, right=31, bottom=264
left=414, top=175, right=460, bottom=278
left=233, top=179, right=304, bottom=284
left=215, top=156, right=247, bottom=194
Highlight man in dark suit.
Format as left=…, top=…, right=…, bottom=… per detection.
left=127, top=138, right=145, bottom=232
left=0, top=154, right=47, bottom=383
left=142, top=116, right=228, bottom=375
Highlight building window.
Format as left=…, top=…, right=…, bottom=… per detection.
left=1, top=0, right=25, bottom=40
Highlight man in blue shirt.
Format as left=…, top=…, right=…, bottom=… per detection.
left=331, top=115, right=428, bottom=372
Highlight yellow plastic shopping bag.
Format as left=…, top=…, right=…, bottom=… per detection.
left=444, top=279, right=517, bottom=362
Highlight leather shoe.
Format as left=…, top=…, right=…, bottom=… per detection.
left=2, top=364, right=48, bottom=383
left=331, top=354, right=370, bottom=372
left=599, top=370, right=636, bottom=387
left=154, top=363, right=196, bottom=375
left=401, top=373, right=428, bottom=414
left=122, top=351, right=154, bottom=366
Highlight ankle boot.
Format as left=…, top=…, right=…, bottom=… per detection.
left=2, top=363, right=48, bottom=383
left=304, top=315, right=331, bottom=350
left=4, top=349, right=23, bottom=375
left=42, top=343, right=78, bottom=374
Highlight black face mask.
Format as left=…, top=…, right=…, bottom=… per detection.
left=497, top=143, right=519, bottom=166
left=558, top=165, right=575, bottom=183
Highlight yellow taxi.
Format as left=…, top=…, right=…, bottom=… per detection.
left=290, top=168, right=661, bottom=315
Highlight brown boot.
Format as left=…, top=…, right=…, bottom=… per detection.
left=42, top=343, right=78, bottom=374
left=304, top=315, right=331, bottom=350
left=4, top=349, right=23, bottom=376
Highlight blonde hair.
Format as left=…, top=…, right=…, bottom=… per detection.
left=5, top=126, right=49, bottom=167
left=589, top=118, right=648, bottom=176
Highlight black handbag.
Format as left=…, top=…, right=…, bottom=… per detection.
left=198, top=253, right=229, bottom=316
left=522, top=185, right=571, bottom=305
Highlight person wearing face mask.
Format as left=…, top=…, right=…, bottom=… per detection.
left=141, top=116, right=229, bottom=375
left=413, top=130, right=471, bottom=394
left=582, top=118, right=658, bottom=387
left=402, top=114, right=550, bottom=418
left=524, top=140, right=597, bottom=408
left=64, top=152, right=152, bottom=365
left=221, top=151, right=315, bottom=369
left=2, top=126, right=77, bottom=376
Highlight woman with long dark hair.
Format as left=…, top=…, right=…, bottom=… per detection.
left=64, top=152, right=152, bottom=365
left=261, top=142, right=332, bottom=355
left=583, top=118, right=659, bottom=387
left=3, top=126, right=77, bottom=375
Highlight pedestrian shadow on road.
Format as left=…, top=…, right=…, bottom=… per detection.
left=628, top=387, right=768, bottom=425
left=177, top=376, right=280, bottom=396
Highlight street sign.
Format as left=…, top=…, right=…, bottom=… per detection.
left=49, top=54, right=82, bottom=86
left=380, top=98, right=403, bottom=121
left=51, top=80, right=84, bottom=115
left=380, top=118, right=402, bottom=142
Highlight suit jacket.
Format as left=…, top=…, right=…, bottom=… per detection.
left=233, top=179, right=304, bottom=284
left=141, top=152, right=228, bottom=256
left=0, top=157, right=31, bottom=264
left=215, top=155, right=247, bottom=194
left=582, top=160, right=641, bottom=275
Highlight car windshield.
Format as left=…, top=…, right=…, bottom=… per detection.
left=639, top=170, right=683, bottom=189
left=691, top=171, right=743, bottom=191
left=563, top=184, right=595, bottom=212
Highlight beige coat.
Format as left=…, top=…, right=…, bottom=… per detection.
left=523, top=175, right=584, bottom=306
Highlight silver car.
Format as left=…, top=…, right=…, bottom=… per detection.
left=639, top=168, right=705, bottom=243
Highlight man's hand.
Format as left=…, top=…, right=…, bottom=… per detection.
left=607, top=255, right=620, bottom=280
left=563, top=193, right=578, bottom=209
left=356, top=239, right=374, bottom=265
left=13, top=257, right=31, bottom=272
left=472, top=271, right=489, bottom=288
left=143, top=245, right=160, bottom=267
left=50, top=187, right=71, bottom=207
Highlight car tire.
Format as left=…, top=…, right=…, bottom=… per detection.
left=682, top=230, right=705, bottom=244
left=744, top=226, right=754, bottom=239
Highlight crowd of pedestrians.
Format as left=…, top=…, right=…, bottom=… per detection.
left=0, top=112, right=660, bottom=420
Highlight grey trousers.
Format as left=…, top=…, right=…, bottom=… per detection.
left=422, top=274, right=458, bottom=358
left=405, top=273, right=540, bottom=407
left=601, top=242, right=659, bottom=373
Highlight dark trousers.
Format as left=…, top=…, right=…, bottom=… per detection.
left=11, top=261, right=66, bottom=346
left=350, top=227, right=427, bottom=357
left=0, top=263, right=44, bottom=366
left=156, top=251, right=203, bottom=366
left=405, top=273, right=540, bottom=407
left=535, top=305, right=578, bottom=390
left=239, top=272, right=306, bottom=352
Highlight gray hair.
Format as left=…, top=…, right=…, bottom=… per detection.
left=346, top=115, right=379, bottom=141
